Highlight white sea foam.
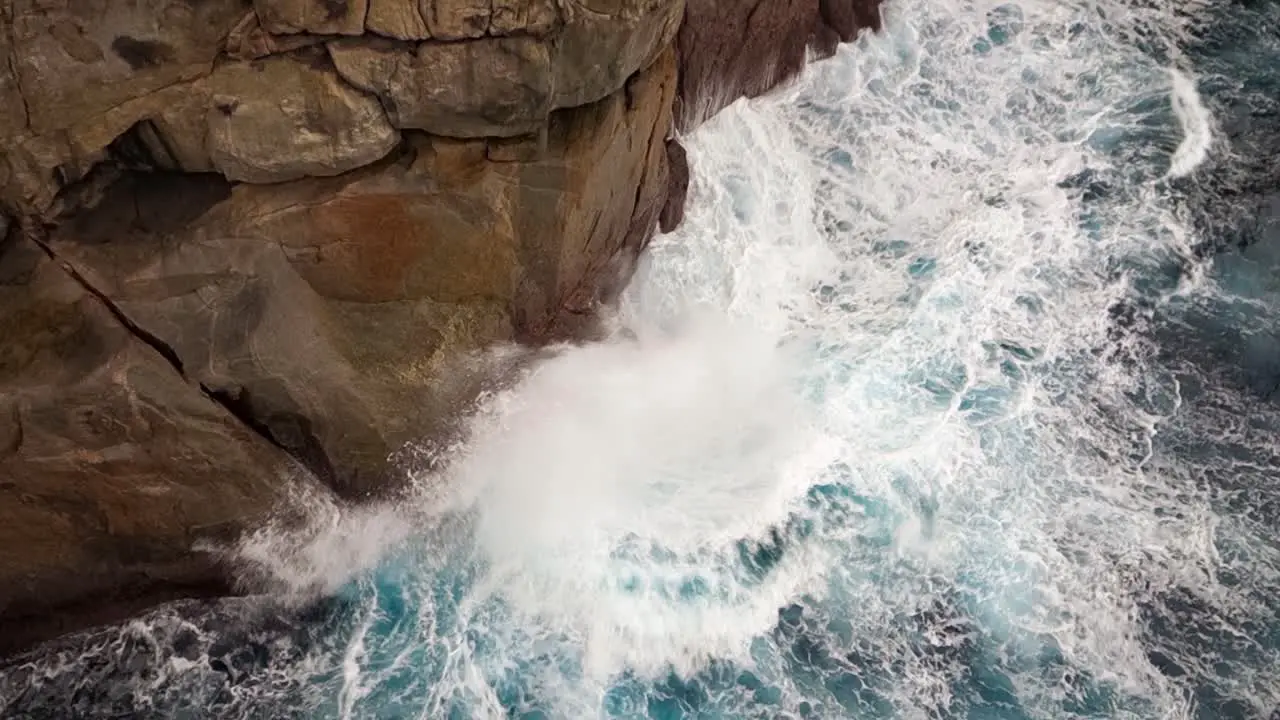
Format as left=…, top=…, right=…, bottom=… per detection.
left=200, top=0, right=1280, bottom=718
left=1167, top=67, right=1214, bottom=178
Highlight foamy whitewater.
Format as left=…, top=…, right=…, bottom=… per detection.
left=5, top=0, right=1280, bottom=718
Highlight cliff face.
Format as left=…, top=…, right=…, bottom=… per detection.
left=0, top=0, right=881, bottom=654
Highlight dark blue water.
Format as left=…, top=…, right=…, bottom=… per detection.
left=4, top=1, right=1280, bottom=718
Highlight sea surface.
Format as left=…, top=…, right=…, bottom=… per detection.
left=4, top=0, right=1280, bottom=717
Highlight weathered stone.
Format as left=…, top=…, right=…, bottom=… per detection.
left=365, top=0, right=561, bottom=40
left=676, top=0, right=882, bottom=131
left=254, top=0, right=369, bottom=36
left=7, top=0, right=243, bottom=136
left=676, top=0, right=815, bottom=131
left=329, top=36, right=553, bottom=138
left=225, top=11, right=330, bottom=60
left=553, top=0, right=683, bottom=109
left=424, top=0, right=491, bottom=39
left=490, top=0, right=561, bottom=36
left=486, top=130, right=548, bottom=163
left=0, top=0, right=243, bottom=215
left=207, top=53, right=400, bottom=184
left=0, top=7, right=28, bottom=138
left=0, top=233, right=315, bottom=655
left=820, top=0, right=882, bottom=42
left=329, top=0, right=681, bottom=137
left=366, top=0, right=430, bottom=39
left=510, top=45, right=678, bottom=337
left=3, top=131, right=111, bottom=215
left=42, top=50, right=677, bottom=503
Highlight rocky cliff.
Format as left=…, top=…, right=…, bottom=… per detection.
left=0, top=0, right=881, bottom=654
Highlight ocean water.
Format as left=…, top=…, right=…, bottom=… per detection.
left=4, top=0, right=1280, bottom=718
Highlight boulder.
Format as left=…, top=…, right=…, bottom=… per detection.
left=0, top=232, right=316, bottom=656
left=206, top=52, right=401, bottom=183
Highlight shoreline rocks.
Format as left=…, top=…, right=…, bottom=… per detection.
left=0, top=0, right=883, bottom=657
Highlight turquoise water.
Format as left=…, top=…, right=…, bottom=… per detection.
left=5, top=1, right=1280, bottom=718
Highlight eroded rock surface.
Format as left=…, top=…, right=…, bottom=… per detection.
left=41, top=47, right=677, bottom=501
left=0, top=0, right=882, bottom=656
left=675, top=0, right=882, bottom=130
left=0, top=232, right=313, bottom=656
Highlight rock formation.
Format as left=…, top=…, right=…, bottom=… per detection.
left=0, top=0, right=882, bottom=655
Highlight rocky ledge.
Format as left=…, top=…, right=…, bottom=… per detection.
left=0, top=0, right=881, bottom=655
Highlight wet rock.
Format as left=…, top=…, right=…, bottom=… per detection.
left=820, top=0, right=882, bottom=43
left=659, top=138, right=688, bottom=233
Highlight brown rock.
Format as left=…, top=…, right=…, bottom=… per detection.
left=424, top=0, right=491, bottom=39
left=512, top=44, right=678, bottom=337
left=490, top=0, right=561, bottom=37
left=366, top=0, right=431, bottom=39
left=42, top=48, right=677, bottom=498
left=329, top=0, right=681, bottom=137
left=0, top=0, right=247, bottom=214
left=659, top=137, right=688, bottom=233
left=0, top=232, right=316, bottom=654
left=675, top=0, right=816, bottom=131
left=254, top=0, right=369, bottom=36
left=0, top=7, right=28, bottom=138
left=552, top=0, right=683, bottom=109
left=674, top=0, right=882, bottom=131
left=329, top=36, right=554, bottom=138
left=225, top=11, right=331, bottom=60
left=364, top=0, right=562, bottom=40
left=8, top=0, right=243, bottom=136
left=819, top=0, right=882, bottom=42
left=206, top=52, right=401, bottom=184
